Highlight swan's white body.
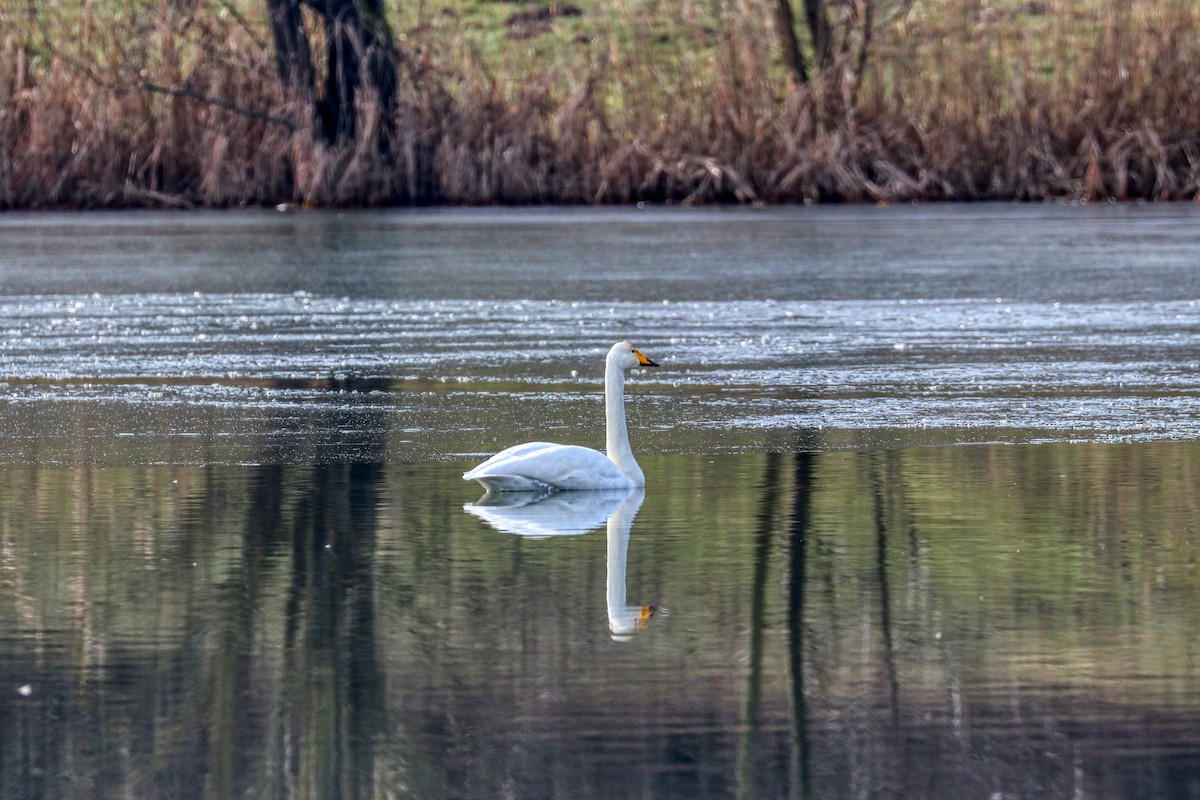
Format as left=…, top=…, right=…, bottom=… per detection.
left=463, top=342, right=657, bottom=492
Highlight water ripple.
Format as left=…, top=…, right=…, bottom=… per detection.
left=2, top=293, right=1198, bottom=455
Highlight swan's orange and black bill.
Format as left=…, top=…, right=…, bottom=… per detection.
left=634, top=349, right=659, bottom=367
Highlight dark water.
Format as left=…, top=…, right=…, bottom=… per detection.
left=3, top=448, right=1200, bottom=799
left=2, top=206, right=1200, bottom=799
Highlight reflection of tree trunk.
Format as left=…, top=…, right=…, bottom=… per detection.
left=738, top=453, right=781, bottom=800
left=870, top=454, right=900, bottom=725
left=343, top=463, right=387, bottom=797
left=787, top=452, right=814, bottom=800
left=279, top=463, right=387, bottom=799
left=206, top=465, right=285, bottom=799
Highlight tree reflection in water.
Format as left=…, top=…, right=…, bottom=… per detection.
left=202, top=463, right=390, bottom=799
left=3, top=444, right=1200, bottom=799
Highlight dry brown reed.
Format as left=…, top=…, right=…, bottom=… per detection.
left=2, top=0, right=1199, bottom=208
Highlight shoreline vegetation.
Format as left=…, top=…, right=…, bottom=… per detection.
left=2, top=0, right=1199, bottom=209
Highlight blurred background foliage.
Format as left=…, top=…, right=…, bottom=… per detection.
left=3, top=0, right=1200, bottom=206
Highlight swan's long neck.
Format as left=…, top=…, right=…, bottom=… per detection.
left=604, top=360, right=643, bottom=485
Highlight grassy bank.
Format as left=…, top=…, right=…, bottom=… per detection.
left=2, top=0, right=1199, bottom=207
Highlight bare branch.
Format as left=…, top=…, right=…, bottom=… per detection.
left=117, top=81, right=297, bottom=131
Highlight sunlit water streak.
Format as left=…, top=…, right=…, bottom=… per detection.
left=2, top=292, right=1198, bottom=459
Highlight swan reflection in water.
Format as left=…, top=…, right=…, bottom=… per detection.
left=464, top=488, right=656, bottom=638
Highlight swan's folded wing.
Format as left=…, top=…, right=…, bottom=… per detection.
left=463, top=442, right=557, bottom=479
left=463, top=443, right=631, bottom=491
left=463, top=442, right=561, bottom=488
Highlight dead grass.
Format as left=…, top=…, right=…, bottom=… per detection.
left=2, top=0, right=1199, bottom=207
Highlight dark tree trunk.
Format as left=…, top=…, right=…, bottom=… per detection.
left=266, top=0, right=398, bottom=148
left=267, top=0, right=315, bottom=105
left=772, top=0, right=809, bottom=85
left=802, top=0, right=832, bottom=72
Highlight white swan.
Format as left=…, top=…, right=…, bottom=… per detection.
left=463, top=342, right=658, bottom=492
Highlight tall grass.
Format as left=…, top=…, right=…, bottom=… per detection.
left=2, top=0, right=1199, bottom=207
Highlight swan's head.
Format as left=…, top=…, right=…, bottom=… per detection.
left=608, top=342, right=659, bottom=372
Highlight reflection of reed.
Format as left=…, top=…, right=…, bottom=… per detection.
left=870, top=453, right=901, bottom=728
left=739, top=451, right=820, bottom=800
left=205, top=465, right=281, bottom=798
left=788, top=452, right=814, bottom=800
left=737, top=453, right=780, bottom=800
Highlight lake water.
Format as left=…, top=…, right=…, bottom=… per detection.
left=1, top=205, right=1200, bottom=799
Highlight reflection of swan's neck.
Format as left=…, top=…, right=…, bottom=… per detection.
left=605, top=362, right=643, bottom=485
left=607, top=489, right=648, bottom=637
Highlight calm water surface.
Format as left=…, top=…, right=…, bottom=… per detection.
left=2, top=205, right=1200, bottom=799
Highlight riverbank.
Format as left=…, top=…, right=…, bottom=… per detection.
left=2, top=0, right=1199, bottom=208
